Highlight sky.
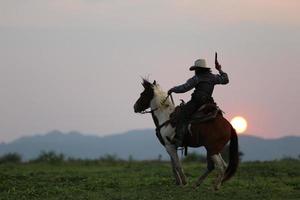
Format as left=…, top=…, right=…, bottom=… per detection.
left=0, top=0, right=299, bottom=142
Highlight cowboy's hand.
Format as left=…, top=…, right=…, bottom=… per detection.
left=167, top=89, right=173, bottom=95
left=215, top=62, right=222, bottom=71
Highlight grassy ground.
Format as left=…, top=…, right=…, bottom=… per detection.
left=0, top=160, right=299, bottom=200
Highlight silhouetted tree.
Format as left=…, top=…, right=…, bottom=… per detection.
left=31, top=151, right=65, bottom=163
left=99, top=154, right=120, bottom=162
left=157, top=154, right=162, bottom=162
left=182, top=152, right=206, bottom=163
left=0, top=153, right=22, bottom=164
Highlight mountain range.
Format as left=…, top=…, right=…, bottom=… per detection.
left=0, top=129, right=299, bottom=161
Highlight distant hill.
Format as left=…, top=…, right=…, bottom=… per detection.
left=0, top=130, right=299, bottom=161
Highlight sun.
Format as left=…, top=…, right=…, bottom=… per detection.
left=231, top=116, right=248, bottom=134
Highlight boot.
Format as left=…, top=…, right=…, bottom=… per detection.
left=171, top=123, right=187, bottom=147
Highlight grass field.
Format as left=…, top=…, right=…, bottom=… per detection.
left=0, top=160, right=299, bottom=200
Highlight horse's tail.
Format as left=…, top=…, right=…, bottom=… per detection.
left=222, top=126, right=239, bottom=183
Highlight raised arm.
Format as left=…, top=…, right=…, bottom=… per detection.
left=214, top=69, right=229, bottom=85
left=214, top=53, right=229, bottom=85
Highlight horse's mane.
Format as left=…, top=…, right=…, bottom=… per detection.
left=153, top=84, right=174, bottom=110
left=142, top=78, right=174, bottom=110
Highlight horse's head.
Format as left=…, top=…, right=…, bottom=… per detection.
left=134, top=79, right=157, bottom=113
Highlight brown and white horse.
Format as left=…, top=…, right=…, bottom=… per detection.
left=134, top=79, right=239, bottom=190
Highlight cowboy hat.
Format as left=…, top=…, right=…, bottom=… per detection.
left=189, top=59, right=210, bottom=71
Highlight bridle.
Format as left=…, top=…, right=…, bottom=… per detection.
left=140, top=108, right=158, bottom=114
left=140, top=94, right=176, bottom=146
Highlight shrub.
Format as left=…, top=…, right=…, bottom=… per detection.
left=31, top=151, right=65, bottom=164
left=99, top=154, right=120, bottom=162
left=221, top=144, right=244, bottom=162
left=280, top=156, right=298, bottom=161
left=0, top=152, right=22, bottom=164
left=182, top=152, right=206, bottom=163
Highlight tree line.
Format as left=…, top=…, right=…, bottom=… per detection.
left=1, top=148, right=298, bottom=164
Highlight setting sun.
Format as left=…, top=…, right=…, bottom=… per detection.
left=231, top=116, right=248, bottom=134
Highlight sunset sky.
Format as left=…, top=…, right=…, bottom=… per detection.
left=0, top=0, right=299, bottom=141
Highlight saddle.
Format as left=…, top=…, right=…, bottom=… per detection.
left=168, top=103, right=223, bottom=155
left=190, top=103, right=222, bottom=123
left=170, top=103, right=222, bottom=127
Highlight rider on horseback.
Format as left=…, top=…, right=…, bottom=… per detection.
left=167, top=53, right=229, bottom=147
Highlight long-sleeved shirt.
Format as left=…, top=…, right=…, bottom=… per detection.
left=171, top=70, right=229, bottom=98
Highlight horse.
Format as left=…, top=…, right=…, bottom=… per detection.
left=133, top=79, right=239, bottom=190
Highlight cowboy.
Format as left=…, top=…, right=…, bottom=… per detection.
left=167, top=56, right=229, bottom=146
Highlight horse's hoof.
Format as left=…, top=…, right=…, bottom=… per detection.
left=192, top=183, right=199, bottom=190
left=175, top=182, right=188, bottom=187
left=194, top=180, right=204, bottom=188
left=213, top=185, right=221, bottom=191
left=179, top=183, right=188, bottom=187
left=182, top=180, right=188, bottom=186
left=175, top=182, right=181, bottom=186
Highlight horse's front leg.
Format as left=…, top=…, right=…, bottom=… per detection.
left=165, top=144, right=187, bottom=186
left=170, top=156, right=182, bottom=185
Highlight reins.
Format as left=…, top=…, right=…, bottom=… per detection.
left=162, top=94, right=175, bottom=106
left=141, top=94, right=175, bottom=115
left=141, top=93, right=186, bottom=152
left=140, top=94, right=175, bottom=145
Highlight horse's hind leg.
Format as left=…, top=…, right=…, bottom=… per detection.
left=194, top=156, right=214, bottom=188
left=211, top=154, right=226, bottom=190
left=219, top=153, right=228, bottom=168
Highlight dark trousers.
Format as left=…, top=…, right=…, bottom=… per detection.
left=179, top=99, right=201, bottom=122
left=174, top=98, right=202, bottom=146
left=174, top=95, right=214, bottom=146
